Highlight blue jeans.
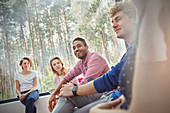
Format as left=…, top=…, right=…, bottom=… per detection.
left=19, top=90, right=39, bottom=113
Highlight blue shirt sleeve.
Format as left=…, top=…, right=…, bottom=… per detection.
left=93, top=42, right=134, bottom=93
left=93, top=61, right=123, bottom=93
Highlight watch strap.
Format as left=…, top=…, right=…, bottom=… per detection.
left=72, top=86, right=78, bottom=96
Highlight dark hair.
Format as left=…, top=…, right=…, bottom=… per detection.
left=72, top=37, right=87, bottom=46
left=19, top=57, right=33, bottom=69
left=50, top=57, right=66, bottom=76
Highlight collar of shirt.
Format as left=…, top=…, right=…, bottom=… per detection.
left=81, top=51, right=93, bottom=64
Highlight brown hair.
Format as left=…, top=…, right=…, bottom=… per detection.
left=50, top=57, right=66, bottom=76
left=108, top=1, right=137, bottom=21
left=19, top=57, right=33, bottom=70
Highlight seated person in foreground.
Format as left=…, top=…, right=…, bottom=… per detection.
left=90, top=0, right=170, bottom=113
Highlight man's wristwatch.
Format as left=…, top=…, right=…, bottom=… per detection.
left=72, top=86, right=78, bottom=96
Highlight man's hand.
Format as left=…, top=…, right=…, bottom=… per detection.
left=48, top=98, right=58, bottom=112
left=90, top=98, right=127, bottom=113
left=59, top=83, right=74, bottom=97
left=48, top=94, right=57, bottom=112
left=90, top=98, right=122, bottom=113
left=96, top=98, right=121, bottom=109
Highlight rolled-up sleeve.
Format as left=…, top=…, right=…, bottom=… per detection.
left=93, top=61, right=123, bottom=93
left=79, top=55, right=110, bottom=85
left=64, top=61, right=82, bottom=82
left=93, top=42, right=134, bottom=93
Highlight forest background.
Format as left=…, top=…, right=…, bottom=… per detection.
left=0, top=0, right=125, bottom=101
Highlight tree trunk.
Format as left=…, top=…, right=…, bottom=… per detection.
left=47, top=30, right=53, bottom=57
left=2, top=7, right=14, bottom=98
left=0, top=74, right=3, bottom=99
left=101, top=27, right=110, bottom=63
left=35, top=2, right=44, bottom=67
left=112, top=35, right=121, bottom=58
left=56, top=13, right=64, bottom=60
left=99, top=30, right=110, bottom=64
left=14, top=40, right=19, bottom=73
left=62, top=24, right=71, bottom=67
left=1, top=36, right=7, bottom=99
left=46, top=10, right=55, bottom=57
left=25, top=0, right=36, bottom=66
left=62, top=5, right=74, bottom=66
left=20, top=25, right=27, bottom=56
left=1, top=37, right=6, bottom=100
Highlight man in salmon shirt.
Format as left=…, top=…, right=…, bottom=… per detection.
left=48, top=37, right=110, bottom=112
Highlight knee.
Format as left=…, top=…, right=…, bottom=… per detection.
left=59, top=96, right=67, bottom=100
left=52, top=105, right=64, bottom=113
left=27, top=95, right=38, bottom=102
left=27, top=92, right=39, bottom=101
left=52, top=107, right=67, bottom=113
left=52, top=97, right=71, bottom=113
left=26, top=97, right=35, bottom=103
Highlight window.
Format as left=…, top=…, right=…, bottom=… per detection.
left=0, top=0, right=125, bottom=101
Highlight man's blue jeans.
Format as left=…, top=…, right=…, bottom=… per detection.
left=19, top=90, right=39, bottom=113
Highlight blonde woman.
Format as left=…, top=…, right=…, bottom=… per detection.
left=48, top=57, right=77, bottom=112
left=50, top=57, right=77, bottom=88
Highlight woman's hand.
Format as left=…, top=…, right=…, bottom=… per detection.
left=19, top=94, right=27, bottom=101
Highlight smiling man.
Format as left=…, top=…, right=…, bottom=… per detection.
left=48, top=37, right=110, bottom=112
left=65, top=37, right=110, bottom=85
left=73, top=38, right=88, bottom=60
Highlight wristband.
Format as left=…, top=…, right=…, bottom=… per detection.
left=72, top=86, right=78, bottom=96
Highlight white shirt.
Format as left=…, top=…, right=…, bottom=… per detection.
left=15, top=71, right=37, bottom=92
left=59, top=76, right=63, bottom=82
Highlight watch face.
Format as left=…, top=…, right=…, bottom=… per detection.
left=72, top=86, right=77, bottom=91
left=72, top=86, right=78, bottom=96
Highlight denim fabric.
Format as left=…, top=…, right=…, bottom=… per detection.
left=19, top=90, right=39, bottom=113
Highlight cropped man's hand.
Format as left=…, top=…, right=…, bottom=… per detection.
left=90, top=98, right=122, bottom=113
left=95, top=98, right=121, bottom=109
left=48, top=98, right=58, bottom=112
